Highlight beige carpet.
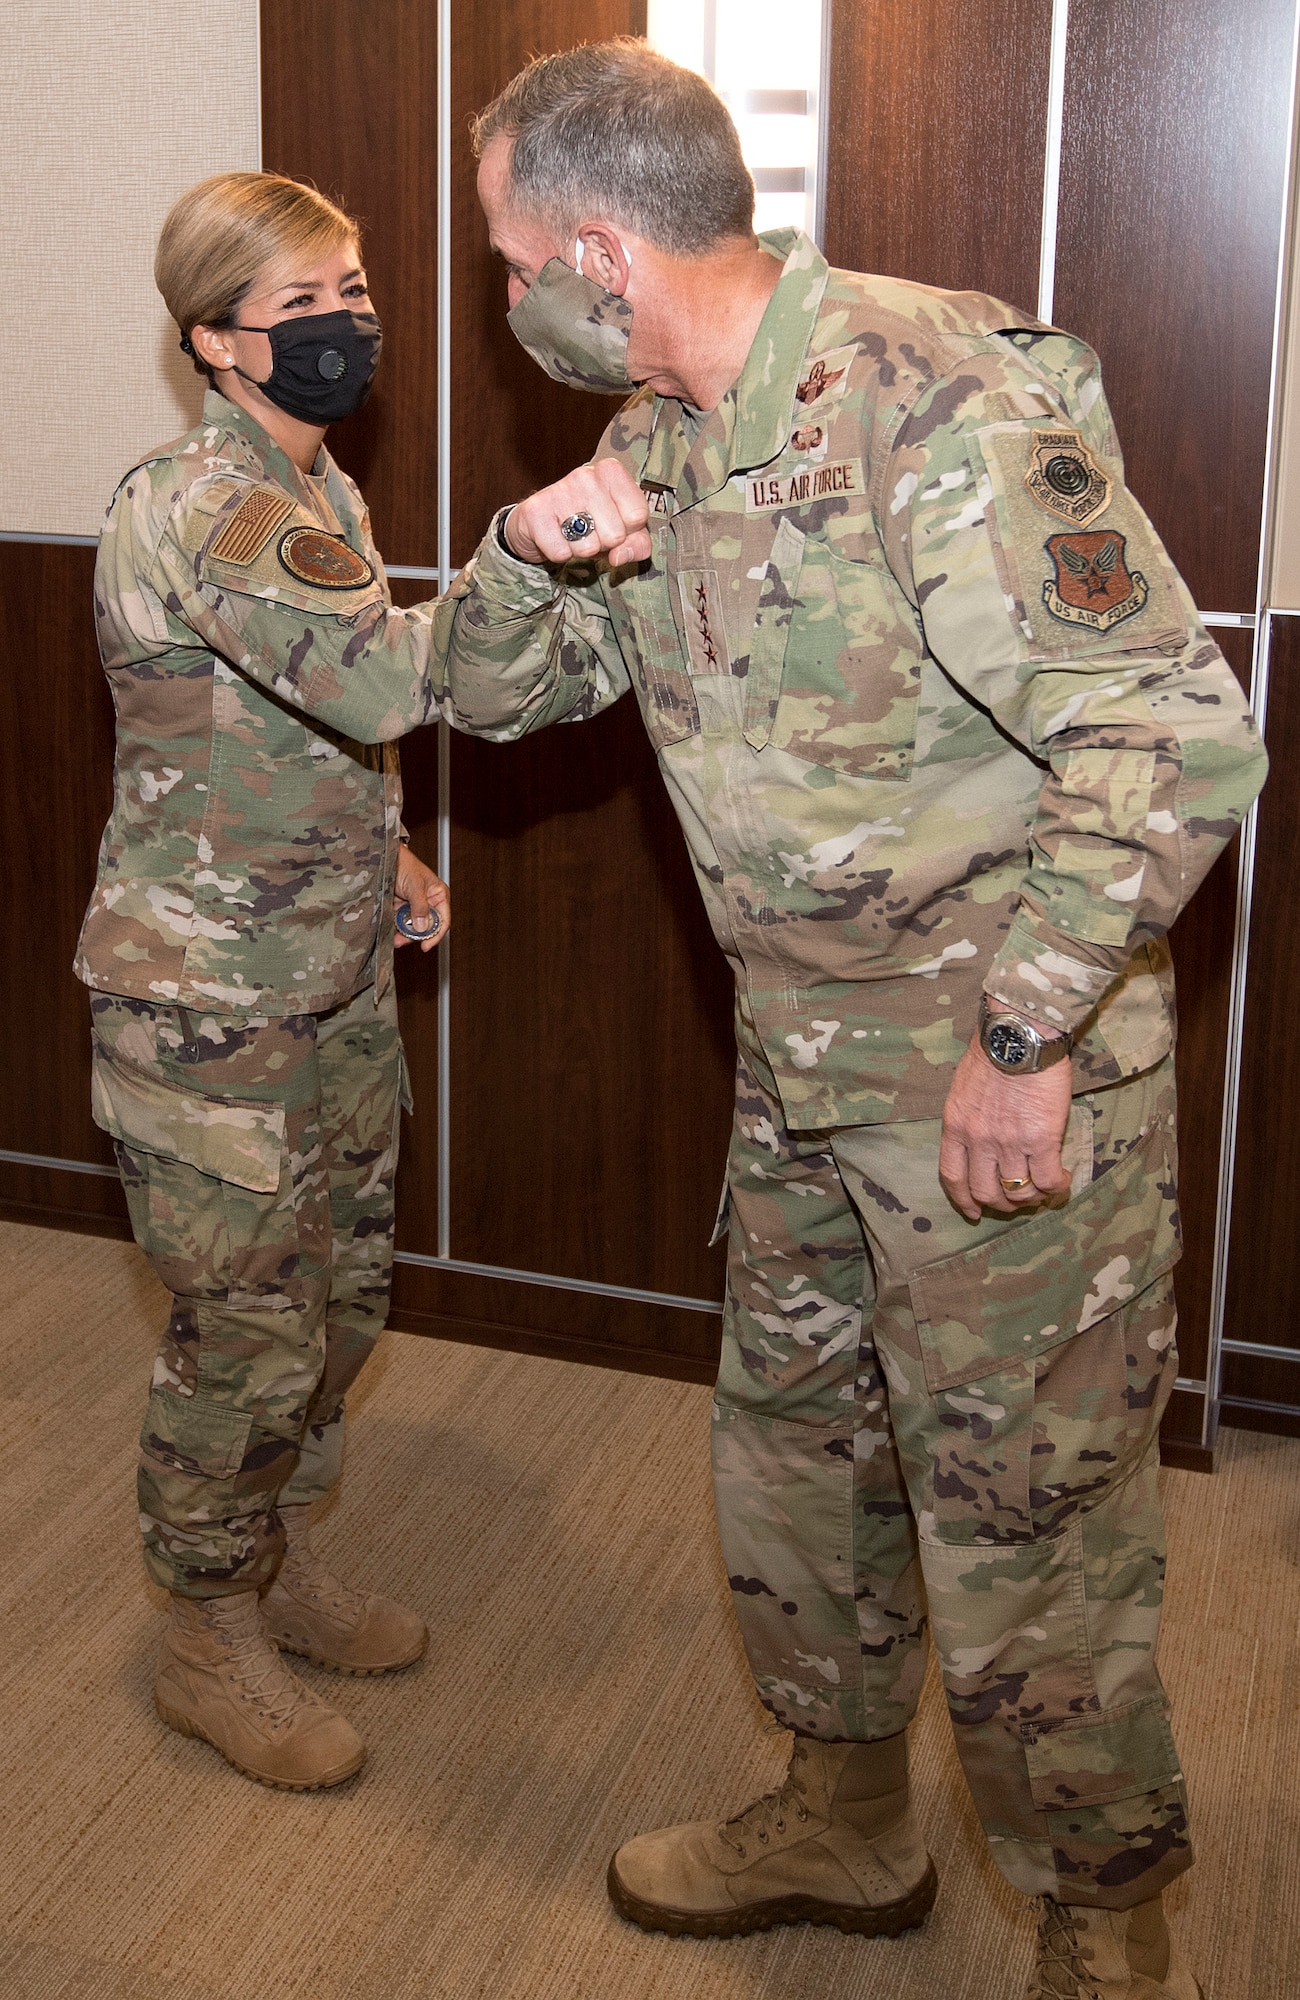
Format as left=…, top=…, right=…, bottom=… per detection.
left=0, top=1219, right=1295, bottom=2000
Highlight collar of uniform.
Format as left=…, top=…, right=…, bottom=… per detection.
left=200, top=388, right=328, bottom=490
left=731, top=229, right=829, bottom=474
left=642, top=230, right=829, bottom=509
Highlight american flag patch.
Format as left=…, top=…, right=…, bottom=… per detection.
left=210, top=488, right=296, bottom=565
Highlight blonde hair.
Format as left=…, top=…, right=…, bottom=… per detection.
left=155, top=172, right=360, bottom=376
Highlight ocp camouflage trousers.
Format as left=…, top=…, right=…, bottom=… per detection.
left=90, top=982, right=403, bottom=1598
left=714, top=1047, right=1190, bottom=1908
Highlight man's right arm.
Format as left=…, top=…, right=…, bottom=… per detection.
left=440, top=456, right=651, bottom=739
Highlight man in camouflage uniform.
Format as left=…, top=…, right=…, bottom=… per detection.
left=432, top=42, right=1266, bottom=1998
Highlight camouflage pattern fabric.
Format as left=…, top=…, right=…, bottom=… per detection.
left=76, top=389, right=455, bottom=1017
left=715, top=1044, right=1188, bottom=1907
left=90, top=981, right=404, bottom=1596
left=439, top=228, right=1267, bottom=1129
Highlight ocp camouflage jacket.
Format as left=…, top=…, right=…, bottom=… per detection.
left=76, top=391, right=452, bottom=1015
left=439, top=230, right=1268, bottom=1128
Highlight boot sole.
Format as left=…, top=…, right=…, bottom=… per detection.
left=155, top=1695, right=366, bottom=1791
left=606, top=1853, right=939, bottom=1941
left=267, top=1631, right=428, bottom=1677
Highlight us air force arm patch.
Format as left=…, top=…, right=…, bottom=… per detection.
left=277, top=526, right=374, bottom=590
left=969, top=421, right=1188, bottom=659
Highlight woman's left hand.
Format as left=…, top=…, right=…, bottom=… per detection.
left=394, top=846, right=450, bottom=951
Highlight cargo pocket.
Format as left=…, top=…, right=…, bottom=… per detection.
left=92, top=1045, right=297, bottom=1304
left=908, top=1115, right=1180, bottom=1397
left=92, top=1046, right=285, bottom=1191
left=767, top=541, right=922, bottom=779
left=140, top=1389, right=254, bottom=1480
left=907, top=1117, right=1180, bottom=1539
left=1022, top=1692, right=1181, bottom=1812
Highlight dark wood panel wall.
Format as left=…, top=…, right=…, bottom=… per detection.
left=2, top=1, right=1298, bottom=1453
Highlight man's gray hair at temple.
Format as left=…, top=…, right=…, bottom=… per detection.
left=469, top=38, right=755, bottom=255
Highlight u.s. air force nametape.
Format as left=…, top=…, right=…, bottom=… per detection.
left=746, top=458, right=865, bottom=513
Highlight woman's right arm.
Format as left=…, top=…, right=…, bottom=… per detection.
left=110, top=470, right=633, bottom=746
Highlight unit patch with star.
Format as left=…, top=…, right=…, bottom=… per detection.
left=1024, top=428, right=1111, bottom=526
left=1043, top=531, right=1149, bottom=631
left=277, top=526, right=375, bottom=590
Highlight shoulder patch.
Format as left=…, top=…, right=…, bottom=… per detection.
left=277, top=526, right=374, bottom=591
left=1044, top=531, right=1149, bottom=631
left=210, top=488, right=296, bottom=565
left=1024, top=428, right=1111, bottom=527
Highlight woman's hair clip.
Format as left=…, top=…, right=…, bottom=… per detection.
left=179, top=331, right=195, bottom=356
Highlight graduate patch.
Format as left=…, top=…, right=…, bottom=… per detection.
left=1044, top=531, right=1149, bottom=631
left=747, top=458, right=864, bottom=512
left=209, top=488, right=295, bottom=565
left=277, top=526, right=374, bottom=590
left=1025, top=428, right=1111, bottom=527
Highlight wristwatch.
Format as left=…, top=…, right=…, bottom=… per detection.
left=977, top=996, right=1073, bottom=1075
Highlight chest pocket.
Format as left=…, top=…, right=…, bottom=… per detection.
left=748, top=527, right=924, bottom=782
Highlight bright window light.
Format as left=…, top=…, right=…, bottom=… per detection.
left=646, top=0, right=826, bottom=242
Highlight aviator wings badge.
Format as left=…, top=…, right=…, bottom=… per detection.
left=1025, top=428, right=1111, bottom=526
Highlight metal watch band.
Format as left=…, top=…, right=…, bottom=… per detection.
left=977, top=996, right=1074, bottom=1075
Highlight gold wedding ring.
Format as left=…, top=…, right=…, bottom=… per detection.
left=999, top=1174, right=1032, bottom=1191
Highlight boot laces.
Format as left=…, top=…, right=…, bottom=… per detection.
left=202, top=1596, right=314, bottom=1730
left=718, top=1743, right=812, bottom=1857
left=278, top=1542, right=369, bottom=1626
left=1029, top=1900, right=1101, bottom=2000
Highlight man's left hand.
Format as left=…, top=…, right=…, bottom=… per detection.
left=394, top=846, right=450, bottom=952
left=939, top=1037, right=1073, bottom=1221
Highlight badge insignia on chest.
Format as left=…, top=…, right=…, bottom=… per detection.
left=1024, top=428, right=1111, bottom=526
left=277, top=526, right=374, bottom=590
left=1043, top=531, right=1149, bottom=630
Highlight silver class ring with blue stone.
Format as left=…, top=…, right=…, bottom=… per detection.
left=560, top=512, right=594, bottom=542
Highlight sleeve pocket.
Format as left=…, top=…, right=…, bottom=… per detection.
left=91, top=1048, right=285, bottom=1194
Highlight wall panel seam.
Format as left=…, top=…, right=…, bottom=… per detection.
left=1207, top=0, right=1300, bottom=1447
left=1037, top=0, right=1070, bottom=322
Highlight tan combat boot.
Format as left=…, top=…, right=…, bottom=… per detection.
left=155, top=1590, right=366, bottom=1790
left=607, top=1732, right=937, bottom=1939
left=261, top=1504, right=427, bottom=1675
left=1028, top=1896, right=1204, bottom=1998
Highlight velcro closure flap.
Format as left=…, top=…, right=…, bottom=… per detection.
left=91, top=1049, right=284, bottom=1193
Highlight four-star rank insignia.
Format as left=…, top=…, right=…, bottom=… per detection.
left=1044, top=530, right=1149, bottom=631
left=277, top=526, right=374, bottom=590
left=1024, top=428, right=1111, bottom=526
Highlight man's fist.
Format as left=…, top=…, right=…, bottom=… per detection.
left=503, top=458, right=651, bottom=568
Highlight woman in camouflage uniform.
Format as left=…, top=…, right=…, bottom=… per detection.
left=77, top=173, right=453, bottom=1791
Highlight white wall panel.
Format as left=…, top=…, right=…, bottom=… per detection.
left=0, top=0, right=259, bottom=537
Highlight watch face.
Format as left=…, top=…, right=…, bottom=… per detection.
left=987, top=1019, right=1033, bottom=1069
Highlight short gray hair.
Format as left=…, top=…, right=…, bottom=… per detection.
left=471, top=39, right=755, bottom=256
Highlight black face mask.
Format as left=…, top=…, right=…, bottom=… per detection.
left=228, top=309, right=382, bottom=424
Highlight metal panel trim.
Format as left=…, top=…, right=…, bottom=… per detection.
left=0, top=1148, right=118, bottom=1180
left=393, top=1248, right=723, bottom=1315
left=1037, top=0, right=1070, bottom=322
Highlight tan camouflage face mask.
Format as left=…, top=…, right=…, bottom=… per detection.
left=507, top=253, right=634, bottom=394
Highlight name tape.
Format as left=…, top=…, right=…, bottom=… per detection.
left=746, top=458, right=864, bottom=514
